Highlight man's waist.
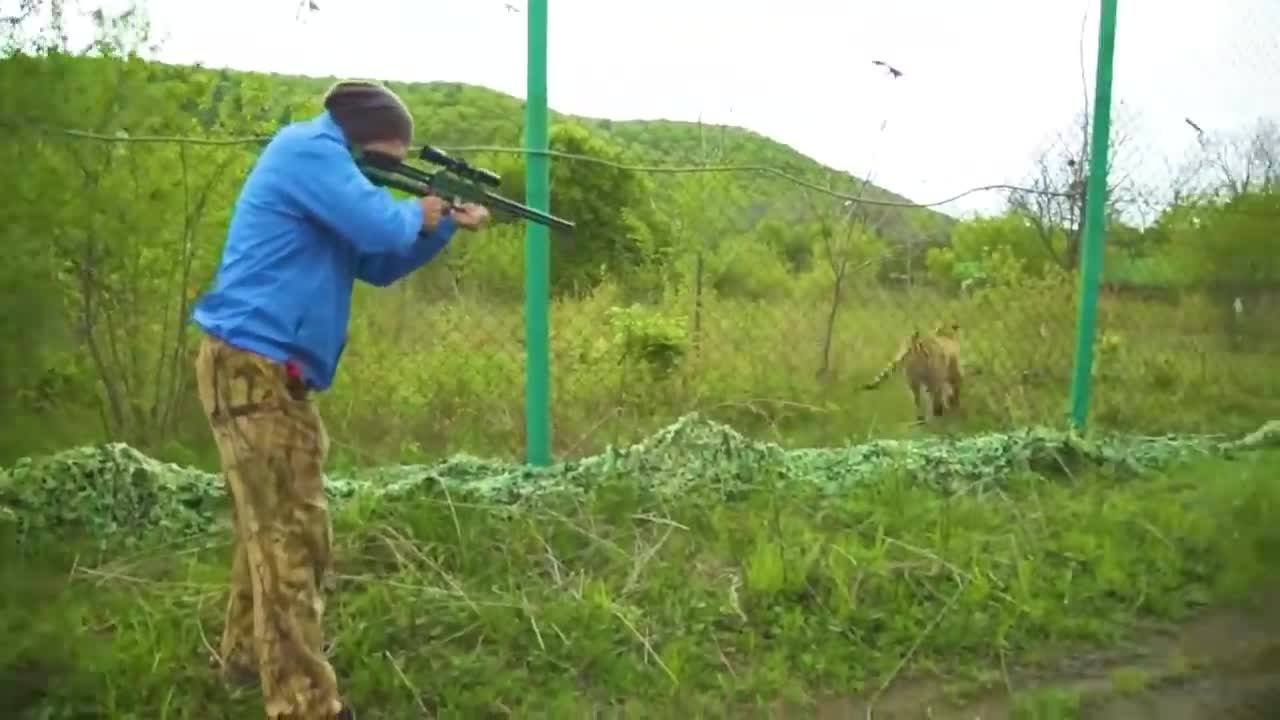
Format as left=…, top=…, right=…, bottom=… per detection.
left=197, top=328, right=327, bottom=391
left=283, top=358, right=307, bottom=385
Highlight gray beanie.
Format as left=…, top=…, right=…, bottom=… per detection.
left=322, top=80, right=414, bottom=145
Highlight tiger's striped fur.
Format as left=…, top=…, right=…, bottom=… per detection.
left=863, top=321, right=963, bottom=423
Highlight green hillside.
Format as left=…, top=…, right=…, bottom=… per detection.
left=288, top=65, right=954, bottom=263
left=22, top=54, right=949, bottom=245
left=209, top=64, right=929, bottom=205
left=1, top=51, right=956, bottom=295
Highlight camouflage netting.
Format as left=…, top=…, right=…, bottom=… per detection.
left=2, top=414, right=1277, bottom=547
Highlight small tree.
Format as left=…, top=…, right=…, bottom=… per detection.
left=813, top=191, right=887, bottom=379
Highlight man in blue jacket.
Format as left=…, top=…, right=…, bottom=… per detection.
left=191, top=80, right=489, bottom=720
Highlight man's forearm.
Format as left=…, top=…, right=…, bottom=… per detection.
left=354, top=216, right=458, bottom=287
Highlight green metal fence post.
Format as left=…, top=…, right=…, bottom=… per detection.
left=523, top=0, right=552, bottom=465
left=1068, top=0, right=1119, bottom=431
left=522, top=0, right=552, bottom=461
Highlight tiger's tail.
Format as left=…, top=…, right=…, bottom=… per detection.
left=863, top=332, right=919, bottom=390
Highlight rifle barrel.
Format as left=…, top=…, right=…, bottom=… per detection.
left=359, top=162, right=573, bottom=232
left=482, top=189, right=576, bottom=232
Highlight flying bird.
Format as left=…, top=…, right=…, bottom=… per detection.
left=872, top=60, right=903, bottom=78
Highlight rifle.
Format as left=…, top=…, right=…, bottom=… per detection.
left=356, top=145, right=575, bottom=233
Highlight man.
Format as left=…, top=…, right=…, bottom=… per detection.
left=191, top=80, right=489, bottom=720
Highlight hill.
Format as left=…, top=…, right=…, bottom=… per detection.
left=201, top=64, right=931, bottom=204
left=208, top=63, right=955, bottom=268
left=2, top=52, right=950, bottom=247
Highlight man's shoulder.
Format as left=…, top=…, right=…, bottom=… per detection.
left=267, top=114, right=347, bottom=156
left=240, top=113, right=353, bottom=199
left=240, top=117, right=341, bottom=198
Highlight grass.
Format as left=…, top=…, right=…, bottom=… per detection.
left=1013, top=687, right=1083, bottom=720
left=1108, top=666, right=1152, bottom=695
left=5, top=265, right=1278, bottom=473
left=319, top=271, right=1280, bottom=467
left=3, top=436, right=1279, bottom=718
left=2, top=263, right=1278, bottom=717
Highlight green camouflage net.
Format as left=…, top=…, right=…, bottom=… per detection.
left=2, top=414, right=1277, bottom=548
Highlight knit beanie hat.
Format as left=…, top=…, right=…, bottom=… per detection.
left=322, top=80, right=414, bottom=146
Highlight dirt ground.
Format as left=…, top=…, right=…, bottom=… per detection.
left=783, top=591, right=1280, bottom=719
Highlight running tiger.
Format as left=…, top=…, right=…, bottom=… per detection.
left=862, top=321, right=963, bottom=423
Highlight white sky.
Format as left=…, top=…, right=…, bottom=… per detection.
left=20, top=0, right=1280, bottom=217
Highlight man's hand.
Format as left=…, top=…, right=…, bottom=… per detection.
left=451, top=202, right=491, bottom=231
left=419, top=196, right=449, bottom=230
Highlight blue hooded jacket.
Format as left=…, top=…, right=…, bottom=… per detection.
left=192, top=111, right=457, bottom=391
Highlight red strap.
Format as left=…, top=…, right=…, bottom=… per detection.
left=284, top=359, right=302, bottom=380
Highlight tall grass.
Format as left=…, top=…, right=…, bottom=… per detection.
left=4, top=248, right=1279, bottom=718
left=4, top=261, right=1277, bottom=471
left=318, top=267, right=1280, bottom=467
left=5, top=448, right=1279, bottom=717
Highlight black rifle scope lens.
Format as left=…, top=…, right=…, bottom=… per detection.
left=420, top=146, right=453, bottom=165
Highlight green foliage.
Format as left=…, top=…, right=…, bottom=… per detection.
left=606, top=304, right=689, bottom=377
left=1013, top=687, right=1083, bottom=719
left=756, top=213, right=815, bottom=274
left=0, top=44, right=971, bottom=465
left=3, top=426, right=1279, bottom=716
left=927, top=211, right=1064, bottom=287
left=0, top=443, right=228, bottom=545
left=816, top=214, right=889, bottom=274
left=8, top=414, right=1279, bottom=549
left=705, top=236, right=798, bottom=300
left=0, top=35, right=287, bottom=450
left=3, top=7, right=1280, bottom=715
left=494, top=122, right=667, bottom=297
left=1, top=1, right=1278, bottom=479
left=1154, top=189, right=1280, bottom=288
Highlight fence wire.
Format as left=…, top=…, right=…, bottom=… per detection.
left=3, top=0, right=1279, bottom=466
left=1083, top=0, right=1280, bottom=438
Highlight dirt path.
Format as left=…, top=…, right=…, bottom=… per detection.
left=789, top=592, right=1280, bottom=719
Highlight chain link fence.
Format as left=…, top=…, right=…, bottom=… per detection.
left=4, top=0, right=1279, bottom=468
left=1084, top=0, right=1280, bottom=437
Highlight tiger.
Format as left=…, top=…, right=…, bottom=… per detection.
left=862, top=321, right=963, bottom=424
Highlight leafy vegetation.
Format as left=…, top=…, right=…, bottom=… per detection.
left=3, top=3, right=1280, bottom=718
left=3, top=5, right=1277, bottom=470
left=3, top=418, right=1280, bottom=717
left=8, top=414, right=1277, bottom=547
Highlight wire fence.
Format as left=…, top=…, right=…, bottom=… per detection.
left=1073, top=0, right=1280, bottom=440
left=2, top=0, right=1279, bottom=467
left=0, top=119, right=1066, bottom=463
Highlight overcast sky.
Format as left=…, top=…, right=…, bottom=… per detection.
left=36, top=0, right=1280, bottom=217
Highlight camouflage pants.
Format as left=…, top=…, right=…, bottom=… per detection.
left=194, top=335, right=342, bottom=720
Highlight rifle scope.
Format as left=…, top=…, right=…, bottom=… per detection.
left=419, top=145, right=502, bottom=188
